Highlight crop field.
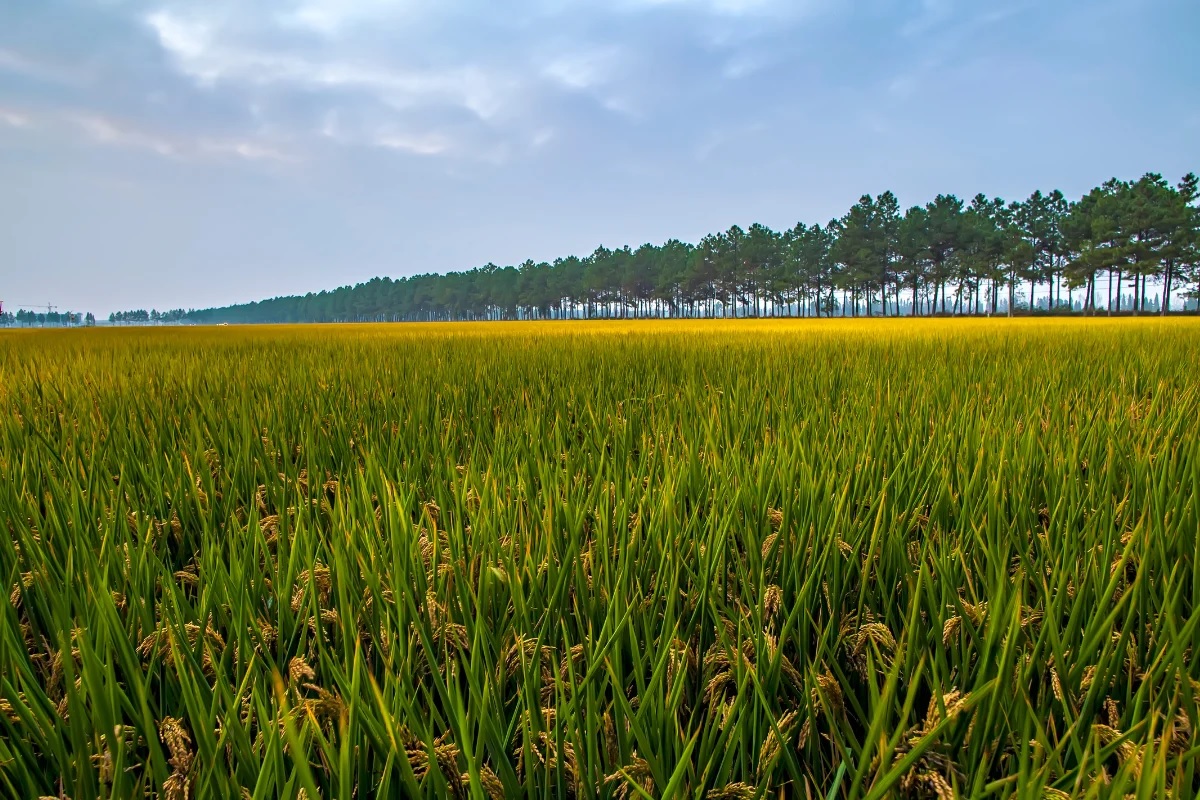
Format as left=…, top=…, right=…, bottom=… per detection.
left=1, top=319, right=1198, bottom=799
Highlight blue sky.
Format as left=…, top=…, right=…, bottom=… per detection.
left=2, top=0, right=1197, bottom=316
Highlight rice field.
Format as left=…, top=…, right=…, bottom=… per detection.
left=1, top=318, right=1197, bottom=799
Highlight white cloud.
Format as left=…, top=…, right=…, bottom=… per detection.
left=71, top=113, right=179, bottom=156
left=373, top=130, right=451, bottom=155
left=539, top=47, right=642, bottom=116
left=542, top=48, right=621, bottom=90
left=200, top=139, right=293, bottom=161
left=284, top=0, right=416, bottom=35
left=0, top=108, right=31, bottom=128
left=144, top=12, right=216, bottom=75
left=128, top=0, right=824, bottom=164
left=1, top=106, right=292, bottom=162
left=316, top=108, right=497, bottom=161
left=627, top=0, right=784, bottom=15
left=601, top=95, right=640, bottom=117
left=77, top=113, right=294, bottom=162
left=144, top=9, right=515, bottom=122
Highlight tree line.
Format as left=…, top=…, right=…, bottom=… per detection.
left=107, top=309, right=191, bottom=325
left=129, top=171, right=1200, bottom=324
left=1, top=310, right=94, bottom=327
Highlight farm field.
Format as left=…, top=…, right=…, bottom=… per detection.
left=1, top=319, right=1198, bottom=799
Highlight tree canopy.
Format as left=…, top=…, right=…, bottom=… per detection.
left=1, top=309, right=93, bottom=327
left=115, top=171, right=1200, bottom=324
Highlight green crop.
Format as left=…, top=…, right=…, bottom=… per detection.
left=0, top=319, right=1197, bottom=799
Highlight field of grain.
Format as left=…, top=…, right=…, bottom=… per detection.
left=1, top=319, right=1197, bottom=799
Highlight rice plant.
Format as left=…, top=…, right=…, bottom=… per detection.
left=0, top=318, right=1197, bottom=799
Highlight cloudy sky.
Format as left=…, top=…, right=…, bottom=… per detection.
left=2, top=0, right=1197, bottom=316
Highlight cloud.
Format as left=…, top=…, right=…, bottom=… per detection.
left=373, top=130, right=451, bottom=156
left=0, top=108, right=31, bottom=128
left=626, top=0, right=787, bottom=15
left=197, top=138, right=293, bottom=161
left=539, top=46, right=643, bottom=115
left=283, top=0, right=418, bottom=35
left=68, top=112, right=292, bottom=162
left=3, top=0, right=833, bottom=173
left=0, top=104, right=292, bottom=162
left=541, top=48, right=622, bottom=91
left=71, top=112, right=180, bottom=156
left=144, top=10, right=516, bottom=122
left=143, top=11, right=211, bottom=70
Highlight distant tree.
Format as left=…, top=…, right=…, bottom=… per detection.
left=924, top=194, right=965, bottom=314
left=1122, top=173, right=1176, bottom=314
left=831, top=195, right=883, bottom=317
left=1063, top=186, right=1112, bottom=315
left=1167, top=173, right=1200, bottom=313
left=897, top=206, right=929, bottom=315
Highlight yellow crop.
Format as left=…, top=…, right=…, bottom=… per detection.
left=1, top=318, right=1197, bottom=798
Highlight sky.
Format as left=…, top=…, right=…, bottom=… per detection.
left=2, top=0, right=1198, bottom=317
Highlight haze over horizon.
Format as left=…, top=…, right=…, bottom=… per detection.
left=3, top=0, right=1198, bottom=317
